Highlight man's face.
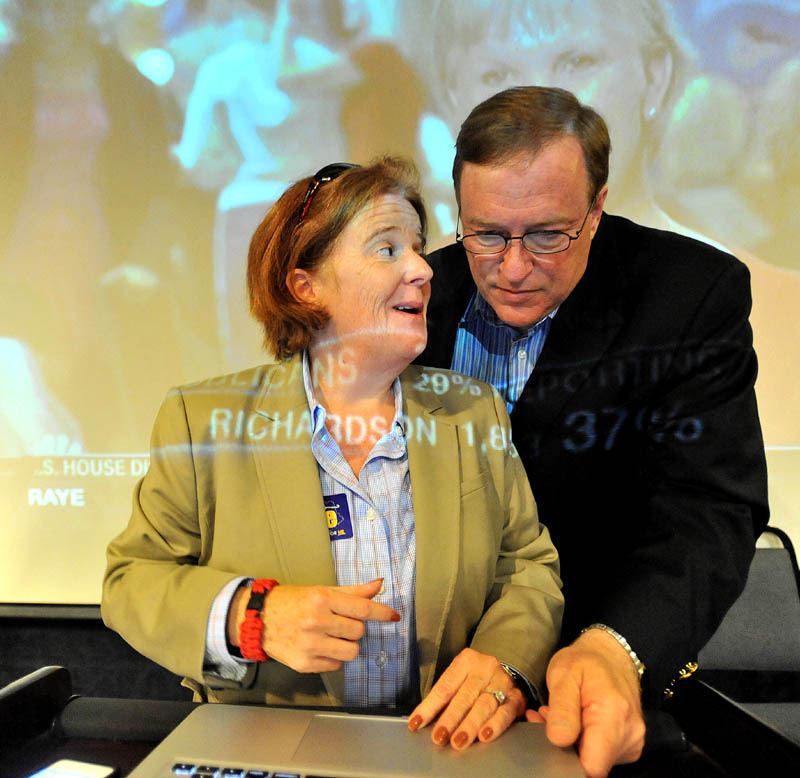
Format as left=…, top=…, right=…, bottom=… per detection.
left=458, top=137, right=606, bottom=329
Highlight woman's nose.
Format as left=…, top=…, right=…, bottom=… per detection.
left=407, top=251, right=433, bottom=284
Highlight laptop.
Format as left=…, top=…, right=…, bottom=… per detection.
left=128, top=704, right=583, bottom=778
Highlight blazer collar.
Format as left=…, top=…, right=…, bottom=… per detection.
left=401, top=367, right=461, bottom=697
left=252, top=353, right=344, bottom=703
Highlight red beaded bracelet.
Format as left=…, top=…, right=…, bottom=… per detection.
left=239, top=578, right=279, bottom=661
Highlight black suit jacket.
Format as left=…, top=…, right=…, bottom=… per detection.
left=417, top=213, right=769, bottom=705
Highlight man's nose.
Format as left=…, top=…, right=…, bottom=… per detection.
left=499, top=240, right=533, bottom=283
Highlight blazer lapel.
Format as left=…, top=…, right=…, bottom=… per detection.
left=402, top=370, right=461, bottom=696
left=251, top=353, right=343, bottom=703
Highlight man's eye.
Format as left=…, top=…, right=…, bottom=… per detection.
left=526, top=232, right=564, bottom=248
left=473, top=233, right=505, bottom=247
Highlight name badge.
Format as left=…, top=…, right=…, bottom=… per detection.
left=324, top=493, right=353, bottom=541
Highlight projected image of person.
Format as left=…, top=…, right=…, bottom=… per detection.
left=417, top=87, right=768, bottom=776
left=420, top=0, right=710, bottom=239
left=656, top=0, right=800, bottom=447
left=171, top=0, right=292, bottom=198
left=103, top=158, right=563, bottom=749
left=664, top=0, right=800, bottom=269
left=417, top=0, right=798, bottom=448
left=0, top=338, right=82, bottom=457
left=0, top=0, right=217, bottom=452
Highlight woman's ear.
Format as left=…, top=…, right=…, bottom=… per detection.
left=642, top=47, right=673, bottom=122
left=287, top=268, right=316, bottom=304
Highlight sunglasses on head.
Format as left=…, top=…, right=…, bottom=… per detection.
left=297, top=163, right=360, bottom=223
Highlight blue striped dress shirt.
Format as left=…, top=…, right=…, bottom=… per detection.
left=451, top=292, right=556, bottom=413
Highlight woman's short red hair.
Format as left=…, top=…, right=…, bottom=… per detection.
left=247, top=156, right=427, bottom=360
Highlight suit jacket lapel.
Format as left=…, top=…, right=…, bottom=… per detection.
left=516, top=215, right=627, bottom=429
left=402, top=369, right=461, bottom=696
left=251, top=353, right=344, bottom=703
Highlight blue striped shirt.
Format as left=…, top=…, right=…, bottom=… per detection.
left=305, top=357, right=418, bottom=708
left=451, top=292, right=556, bottom=413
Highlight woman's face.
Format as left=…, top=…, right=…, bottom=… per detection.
left=307, top=193, right=432, bottom=374
left=442, top=4, right=671, bottom=201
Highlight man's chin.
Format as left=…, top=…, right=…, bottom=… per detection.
left=492, top=305, right=545, bottom=330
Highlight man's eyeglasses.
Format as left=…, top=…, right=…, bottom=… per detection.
left=297, top=163, right=360, bottom=223
left=456, top=199, right=595, bottom=256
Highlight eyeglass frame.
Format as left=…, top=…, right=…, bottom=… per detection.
left=456, top=196, right=597, bottom=256
left=297, top=162, right=360, bottom=223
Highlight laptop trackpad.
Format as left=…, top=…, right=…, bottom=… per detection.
left=294, top=714, right=435, bottom=774
left=293, top=713, right=583, bottom=777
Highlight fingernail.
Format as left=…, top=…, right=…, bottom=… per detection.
left=453, top=731, right=468, bottom=749
left=408, top=715, right=422, bottom=732
left=481, top=726, right=493, bottom=741
left=433, top=726, right=449, bottom=745
left=391, top=611, right=401, bottom=622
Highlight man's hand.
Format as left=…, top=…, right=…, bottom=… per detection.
left=407, top=647, right=525, bottom=750
left=525, top=629, right=645, bottom=778
left=229, top=578, right=400, bottom=673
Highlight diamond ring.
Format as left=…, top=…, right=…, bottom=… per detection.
left=482, top=689, right=506, bottom=705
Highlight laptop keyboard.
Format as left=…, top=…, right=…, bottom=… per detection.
left=171, top=764, right=344, bottom=778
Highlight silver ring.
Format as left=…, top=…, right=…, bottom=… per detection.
left=482, top=689, right=506, bottom=705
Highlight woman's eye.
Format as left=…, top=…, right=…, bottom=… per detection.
left=556, top=52, right=600, bottom=75
left=377, top=245, right=394, bottom=257
left=480, top=66, right=512, bottom=87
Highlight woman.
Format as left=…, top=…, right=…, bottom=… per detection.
left=102, top=157, right=562, bottom=750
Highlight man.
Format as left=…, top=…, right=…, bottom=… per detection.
left=416, top=86, right=769, bottom=777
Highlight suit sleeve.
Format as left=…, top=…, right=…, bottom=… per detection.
left=593, top=259, right=769, bottom=702
left=468, top=387, right=564, bottom=697
left=101, top=388, right=253, bottom=687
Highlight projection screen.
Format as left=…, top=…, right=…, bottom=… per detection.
left=1, top=0, right=798, bottom=606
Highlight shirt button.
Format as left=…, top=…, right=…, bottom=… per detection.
left=366, top=507, right=377, bottom=520
left=517, top=349, right=527, bottom=360
left=376, top=651, right=388, bottom=668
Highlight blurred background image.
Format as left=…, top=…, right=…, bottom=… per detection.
left=0, top=0, right=797, bottom=605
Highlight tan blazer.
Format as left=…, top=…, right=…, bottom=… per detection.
left=102, top=355, right=562, bottom=705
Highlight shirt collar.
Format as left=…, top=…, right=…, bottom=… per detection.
left=462, top=291, right=559, bottom=335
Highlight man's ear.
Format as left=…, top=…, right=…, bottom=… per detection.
left=287, top=268, right=316, bottom=304
left=589, top=185, right=609, bottom=239
left=593, top=185, right=609, bottom=214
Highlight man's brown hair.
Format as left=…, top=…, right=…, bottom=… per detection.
left=453, top=86, right=611, bottom=205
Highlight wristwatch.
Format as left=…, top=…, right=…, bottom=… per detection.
left=501, top=663, right=540, bottom=708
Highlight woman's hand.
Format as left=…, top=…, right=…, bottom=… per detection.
left=407, top=647, right=526, bottom=749
left=229, top=578, right=400, bottom=673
